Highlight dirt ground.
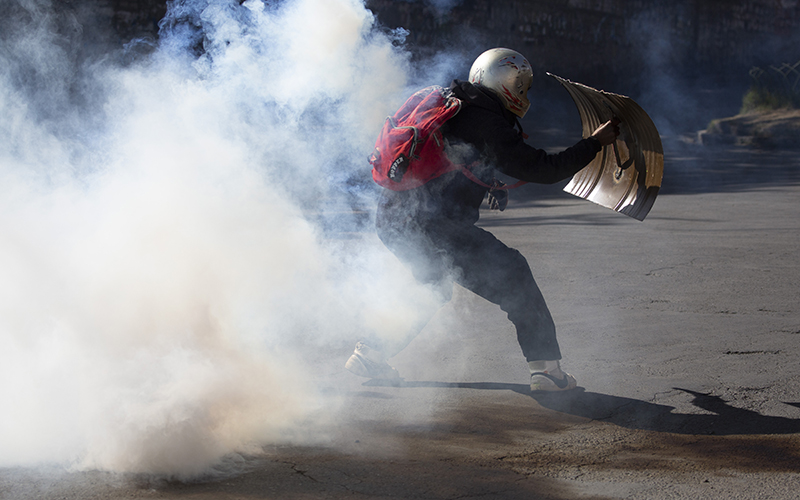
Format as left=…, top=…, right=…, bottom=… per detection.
left=2, top=128, right=799, bottom=499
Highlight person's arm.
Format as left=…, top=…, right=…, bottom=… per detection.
left=490, top=118, right=620, bottom=184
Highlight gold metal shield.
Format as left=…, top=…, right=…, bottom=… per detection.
left=548, top=73, right=663, bottom=221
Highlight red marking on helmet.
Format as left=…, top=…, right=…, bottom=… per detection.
left=501, top=85, right=524, bottom=111
left=498, top=57, right=519, bottom=70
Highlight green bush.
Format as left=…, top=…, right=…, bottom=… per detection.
left=741, top=61, right=800, bottom=113
left=741, top=87, right=796, bottom=112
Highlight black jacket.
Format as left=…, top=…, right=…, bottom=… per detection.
left=377, top=80, right=601, bottom=227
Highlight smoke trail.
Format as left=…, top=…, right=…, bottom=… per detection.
left=0, top=0, right=445, bottom=479
left=421, top=0, right=464, bottom=14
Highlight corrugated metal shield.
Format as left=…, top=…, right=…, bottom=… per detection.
left=548, top=73, right=663, bottom=221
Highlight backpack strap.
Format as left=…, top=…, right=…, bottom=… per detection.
left=515, top=118, right=530, bottom=140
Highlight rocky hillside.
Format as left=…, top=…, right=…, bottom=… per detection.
left=700, top=109, right=800, bottom=149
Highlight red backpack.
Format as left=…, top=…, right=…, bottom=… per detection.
left=369, top=86, right=525, bottom=205
left=369, top=86, right=467, bottom=191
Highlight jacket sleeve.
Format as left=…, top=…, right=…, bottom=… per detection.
left=451, top=105, right=602, bottom=185
left=495, top=132, right=602, bottom=184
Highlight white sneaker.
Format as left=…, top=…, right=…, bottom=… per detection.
left=345, top=342, right=400, bottom=380
left=529, top=360, right=577, bottom=392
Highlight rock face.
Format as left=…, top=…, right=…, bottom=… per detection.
left=701, top=109, right=800, bottom=148
left=365, top=0, right=800, bottom=88
left=99, top=1, right=800, bottom=88
left=35, top=0, right=800, bottom=145
left=110, top=0, right=167, bottom=41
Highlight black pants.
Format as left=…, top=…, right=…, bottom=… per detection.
left=375, top=206, right=562, bottom=362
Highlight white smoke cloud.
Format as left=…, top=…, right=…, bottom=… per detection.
left=0, top=0, right=446, bottom=479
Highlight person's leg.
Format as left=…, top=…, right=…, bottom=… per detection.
left=426, top=223, right=576, bottom=391
left=345, top=208, right=453, bottom=379
left=429, top=223, right=561, bottom=362
left=370, top=211, right=454, bottom=358
left=354, top=288, right=450, bottom=360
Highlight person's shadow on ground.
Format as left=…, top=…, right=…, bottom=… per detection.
left=533, top=386, right=800, bottom=435
left=363, top=380, right=800, bottom=435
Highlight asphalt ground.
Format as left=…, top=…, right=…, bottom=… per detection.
left=3, top=140, right=800, bottom=499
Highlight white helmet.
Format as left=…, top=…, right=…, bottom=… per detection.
left=468, top=48, right=533, bottom=118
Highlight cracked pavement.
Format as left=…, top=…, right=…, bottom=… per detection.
left=3, top=140, right=800, bottom=499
